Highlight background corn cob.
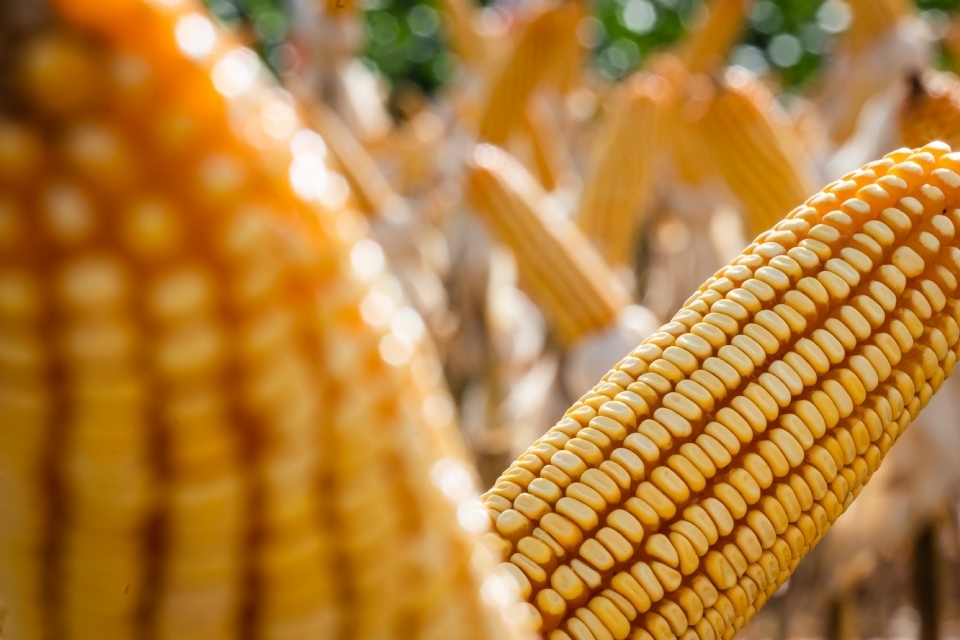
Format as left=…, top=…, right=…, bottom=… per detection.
left=900, top=72, right=960, bottom=152
left=576, top=73, right=669, bottom=268
left=481, top=140, right=960, bottom=640
left=699, top=69, right=818, bottom=239
left=522, top=94, right=578, bottom=194
left=476, top=1, right=585, bottom=146
left=678, top=0, right=754, bottom=76
left=648, top=55, right=715, bottom=188
left=466, top=144, right=632, bottom=346
left=0, top=1, right=529, bottom=638
left=436, top=0, right=488, bottom=73
left=299, top=97, right=399, bottom=217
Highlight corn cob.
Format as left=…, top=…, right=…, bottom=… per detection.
left=476, top=1, right=585, bottom=145
left=576, top=73, right=669, bottom=267
left=647, top=55, right=714, bottom=187
left=523, top=94, right=577, bottom=193
left=437, top=0, right=487, bottom=71
left=900, top=72, right=960, bottom=151
left=698, top=70, right=817, bottom=239
left=466, top=145, right=631, bottom=346
left=482, top=140, right=960, bottom=640
left=0, top=2, right=527, bottom=639
left=299, top=94, right=400, bottom=216
left=678, top=0, right=754, bottom=75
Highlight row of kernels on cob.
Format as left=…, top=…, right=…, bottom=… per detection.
left=698, top=69, right=818, bottom=239
left=480, top=142, right=960, bottom=640
left=466, top=144, right=633, bottom=347
left=575, top=73, right=669, bottom=268
left=0, top=1, right=526, bottom=638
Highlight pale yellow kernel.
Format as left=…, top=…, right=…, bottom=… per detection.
left=499, top=561, right=532, bottom=599
left=58, top=254, right=128, bottom=313
left=607, top=510, right=645, bottom=545
left=148, top=267, right=213, bottom=322
left=597, top=527, right=634, bottom=563
left=611, top=571, right=652, bottom=613
left=582, top=468, right=622, bottom=504
left=670, top=521, right=708, bottom=557
left=512, top=552, right=548, bottom=585
left=603, top=588, right=638, bottom=622
left=589, top=596, right=632, bottom=640
left=568, top=482, right=606, bottom=512
left=602, top=458, right=634, bottom=490
left=552, top=564, right=588, bottom=602
left=580, top=538, right=616, bottom=572
left=564, top=617, right=595, bottom=640
left=40, top=181, right=96, bottom=245
left=542, top=513, right=585, bottom=551
left=156, top=321, right=223, bottom=378
left=530, top=478, right=564, bottom=504
left=691, top=322, right=728, bottom=349
left=644, top=612, right=676, bottom=640
left=651, top=466, right=691, bottom=504
left=557, top=497, right=599, bottom=531
left=554, top=449, right=589, bottom=479
left=538, top=589, right=569, bottom=631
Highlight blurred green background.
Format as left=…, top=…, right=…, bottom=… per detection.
left=205, top=0, right=960, bottom=105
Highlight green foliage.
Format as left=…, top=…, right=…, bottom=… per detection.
left=361, top=0, right=453, bottom=96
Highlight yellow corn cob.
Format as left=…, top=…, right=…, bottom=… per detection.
left=900, top=72, right=960, bottom=151
left=476, top=1, right=585, bottom=145
left=482, top=140, right=960, bottom=640
left=437, top=0, right=487, bottom=71
left=466, top=145, right=631, bottom=346
left=523, top=94, right=577, bottom=193
left=698, top=70, right=817, bottom=239
left=648, top=54, right=715, bottom=187
left=679, top=0, right=754, bottom=75
left=576, top=73, right=669, bottom=267
left=840, top=0, right=906, bottom=52
left=0, top=3, right=527, bottom=640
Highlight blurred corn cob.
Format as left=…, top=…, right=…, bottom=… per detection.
left=678, top=0, right=754, bottom=75
left=522, top=94, right=579, bottom=195
left=481, top=141, right=960, bottom=640
left=476, top=1, right=585, bottom=146
left=900, top=72, right=960, bottom=151
left=0, top=2, right=528, bottom=639
left=576, top=73, right=669, bottom=268
left=699, top=69, right=818, bottom=239
left=466, top=144, right=632, bottom=347
left=437, top=0, right=487, bottom=72
left=301, top=97, right=398, bottom=216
